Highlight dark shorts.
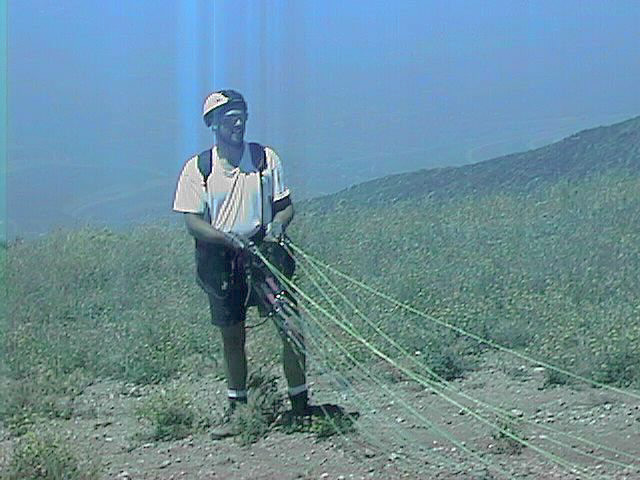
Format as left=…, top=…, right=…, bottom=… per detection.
left=206, top=273, right=273, bottom=327
left=196, top=242, right=295, bottom=328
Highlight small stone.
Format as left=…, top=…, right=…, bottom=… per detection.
left=116, top=472, right=131, bottom=480
left=321, top=473, right=329, bottom=479
left=160, top=460, right=171, bottom=469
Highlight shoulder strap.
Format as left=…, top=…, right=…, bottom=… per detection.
left=248, top=142, right=266, bottom=171
left=197, top=149, right=213, bottom=189
left=199, top=144, right=264, bottom=182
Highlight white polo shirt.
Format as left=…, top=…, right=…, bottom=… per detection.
left=173, top=143, right=290, bottom=237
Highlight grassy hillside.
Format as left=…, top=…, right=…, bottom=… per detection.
left=2, top=167, right=639, bottom=436
left=1, top=117, right=639, bottom=477
left=291, top=169, right=640, bottom=385
left=305, top=115, right=640, bottom=213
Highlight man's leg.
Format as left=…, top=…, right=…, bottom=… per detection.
left=219, top=321, right=248, bottom=406
left=210, top=319, right=248, bottom=440
left=208, top=287, right=249, bottom=408
left=278, top=312, right=308, bottom=413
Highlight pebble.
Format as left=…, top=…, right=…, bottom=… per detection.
left=159, top=460, right=172, bottom=469
left=116, top=472, right=131, bottom=480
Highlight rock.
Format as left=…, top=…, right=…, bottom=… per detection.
left=116, top=471, right=131, bottom=480
left=159, top=460, right=172, bottom=469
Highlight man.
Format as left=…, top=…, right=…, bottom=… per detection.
left=173, top=89, right=308, bottom=439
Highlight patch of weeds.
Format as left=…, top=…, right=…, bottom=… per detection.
left=490, top=413, right=527, bottom=455
left=136, top=385, right=209, bottom=442
left=425, top=345, right=469, bottom=382
left=281, top=405, right=358, bottom=440
left=308, top=411, right=357, bottom=439
left=487, top=318, right=534, bottom=350
left=594, top=346, right=639, bottom=388
left=542, top=368, right=570, bottom=389
left=0, top=371, right=84, bottom=436
left=3, top=430, right=99, bottom=480
left=232, top=368, right=283, bottom=446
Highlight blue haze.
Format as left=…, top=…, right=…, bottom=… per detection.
left=5, top=0, right=640, bottom=239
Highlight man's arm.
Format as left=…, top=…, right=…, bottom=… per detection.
left=184, top=212, right=235, bottom=248
left=272, top=202, right=294, bottom=228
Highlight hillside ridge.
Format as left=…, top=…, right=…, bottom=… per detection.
left=303, top=115, right=640, bottom=212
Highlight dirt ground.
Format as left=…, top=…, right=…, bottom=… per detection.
left=1, top=351, right=640, bottom=480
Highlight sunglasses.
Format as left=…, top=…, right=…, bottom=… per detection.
left=218, top=112, right=247, bottom=128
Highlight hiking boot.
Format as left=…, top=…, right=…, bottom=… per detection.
left=276, top=391, right=313, bottom=428
left=289, top=390, right=310, bottom=416
left=210, top=405, right=244, bottom=440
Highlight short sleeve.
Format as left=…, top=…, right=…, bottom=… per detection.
left=266, top=147, right=290, bottom=202
left=173, top=156, right=206, bottom=214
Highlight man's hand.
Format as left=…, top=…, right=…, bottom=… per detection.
left=224, top=232, right=250, bottom=251
left=264, top=221, right=284, bottom=242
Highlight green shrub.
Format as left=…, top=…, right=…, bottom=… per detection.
left=541, top=368, right=570, bottom=389
left=0, top=369, right=87, bottom=436
left=490, top=413, right=527, bottom=455
left=232, top=368, right=283, bottom=446
left=593, top=342, right=640, bottom=388
left=3, top=430, right=99, bottom=480
left=308, top=411, right=357, bottom=439
left=135, top=384, right=209, bottom=441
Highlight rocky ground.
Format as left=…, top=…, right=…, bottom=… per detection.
left=1, top=351, right=639, bottom=479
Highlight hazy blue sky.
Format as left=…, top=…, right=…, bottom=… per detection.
left=5, top=0, right=640, bottom=238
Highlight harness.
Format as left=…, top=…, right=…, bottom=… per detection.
left=193, top=143, right=295, bottom=318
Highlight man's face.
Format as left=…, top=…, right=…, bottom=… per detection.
left=215, top=108, right=247, bottom=146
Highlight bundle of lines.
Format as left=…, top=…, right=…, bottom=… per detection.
left=249, top=240, right=640, bottom=480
